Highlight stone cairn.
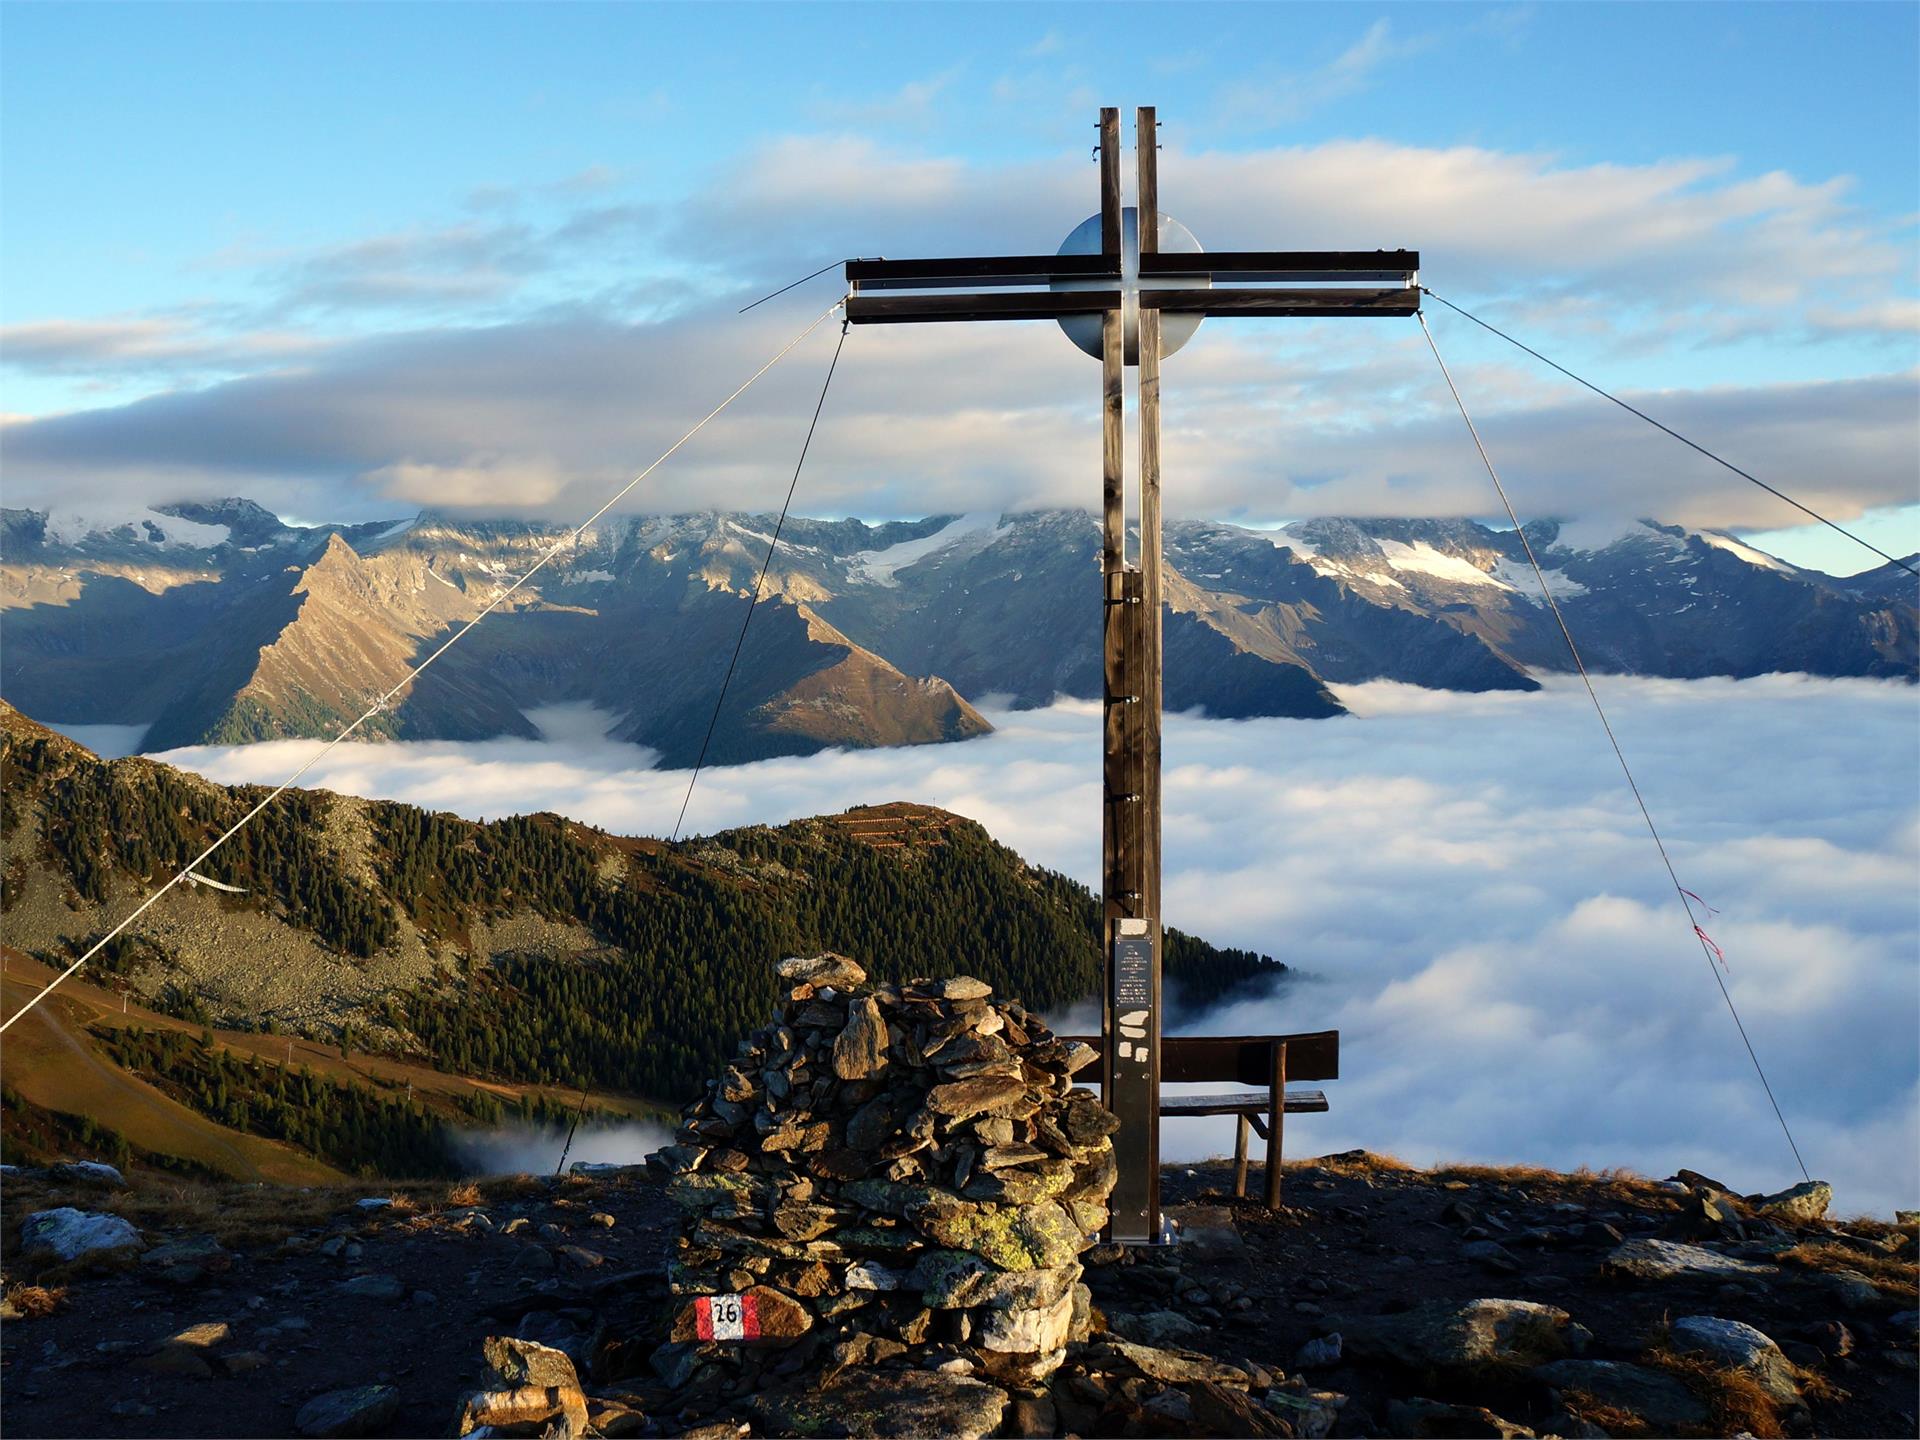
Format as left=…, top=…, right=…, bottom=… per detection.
left=646, top=954, right=1120, bottom=1396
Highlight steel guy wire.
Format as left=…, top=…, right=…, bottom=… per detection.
left=1420, top=288, right=1915, bottom=578
left=0, top=302, right=844, bottom=1037
left=1418, top=311, right=1812, bottom=1183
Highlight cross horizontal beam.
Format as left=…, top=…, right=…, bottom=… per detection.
left=845, top=291, right=1122, bottom=324
left=846, top=254, right=1117, bottom=291
left=845, top=287, right=1419, bottom=325
left=1143, top=287, right=1420, bottom=316
left=1141, top=249, right=1419, bottom=283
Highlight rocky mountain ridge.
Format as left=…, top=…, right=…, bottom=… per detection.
left=2, top=500, right=1912, bottom=764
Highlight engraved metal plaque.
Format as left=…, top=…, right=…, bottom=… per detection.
left=1108, top=926, right=1158, bottom=1242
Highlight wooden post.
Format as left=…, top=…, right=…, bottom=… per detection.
left=1233, top=1114, right=1250, bottom=1199
left=1136, top=106, right=1159, bottom=257
left=1135, top=105, right=1165, bottom=1239
left=1265, top=1041, right=1289, bottom=1210
left=1099, top=108, right=1122, bottom=260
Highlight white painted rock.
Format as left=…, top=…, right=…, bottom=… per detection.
left=19, top=1207, right=143, bottom=1263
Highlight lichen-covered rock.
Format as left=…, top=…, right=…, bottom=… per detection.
left=1751, top=1180, right=1832, bottom=1224
left=1098, top=1338, right=1252, bottom=1387
left=481, top=1334, right=579, bottom=1389
left=919, top=1200, right=1086, bottom=1271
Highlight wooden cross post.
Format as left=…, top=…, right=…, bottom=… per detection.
left=845, top=105, right=1419, bottom=1242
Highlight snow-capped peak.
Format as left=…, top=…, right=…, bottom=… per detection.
left=41, top=503, right=231, bottom=550
left=849, top=513, right=1005, bottom=587
left=1700, top=530, right=1796, bottom=574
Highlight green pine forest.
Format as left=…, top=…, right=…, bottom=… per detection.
left=4, top=707, right=1287, bottom=1137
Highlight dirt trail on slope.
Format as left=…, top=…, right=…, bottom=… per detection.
left=0, top=973, right=342, bottom=1185
left=0, top=949, right=668, bottom=1178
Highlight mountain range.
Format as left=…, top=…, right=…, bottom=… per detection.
left=2, top=498, right=1912, bottom=763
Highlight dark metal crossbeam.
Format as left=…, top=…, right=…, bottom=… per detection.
left=1141, top=249, right=1419, bottom=282
left=1144, top=287, right=1420, bottom=316
left=845, top=254, right=1117, bottom=289
left=845, top=291, right=1121, bottom=324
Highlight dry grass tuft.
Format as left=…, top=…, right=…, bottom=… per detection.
left=1792, top=1362, right=1849, bottom=1407
left=445, top=1180, right=483, bottom=1208
left=478, top=1173, right=547, bottom=1202
left=4, top=1283, right=68, bottom=1319
left=1558, top=1389, right=1653, bottom=1437
left=1643, top=1346, right=1788, bottom=1439
left=1301, top=1149, right=1415, bottom=1174
left=1429, top=1160, right=1663, bottom=1207
left=1779, top=1240, right=1918, bottom=1299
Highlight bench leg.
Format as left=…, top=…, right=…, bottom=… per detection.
left=1233, top=1114, right=1249, bottom=1198
left=1264, top=1042, right=1287, bottom=1210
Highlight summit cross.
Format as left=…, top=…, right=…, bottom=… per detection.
left=844, top=105, right=1420, bottom=1243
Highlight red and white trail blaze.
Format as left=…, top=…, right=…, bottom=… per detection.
left=693, top=1293, right=760, bottom=1342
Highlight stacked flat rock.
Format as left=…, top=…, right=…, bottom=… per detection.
left=648, top=954, right=1119, bottom=1393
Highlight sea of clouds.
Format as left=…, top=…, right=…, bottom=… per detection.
left=148, top=676, right=1919, bottom=1215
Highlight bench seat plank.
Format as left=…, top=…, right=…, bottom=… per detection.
left=1161, top=1089, right=1328, bottom=1116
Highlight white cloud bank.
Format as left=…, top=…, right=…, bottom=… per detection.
left=150, top=677, right=1920, bottom=1215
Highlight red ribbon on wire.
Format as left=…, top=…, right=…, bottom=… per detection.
left=1693, top=924, right=1727, bottom=970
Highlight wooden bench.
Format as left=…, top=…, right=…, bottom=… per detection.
left=1065, top=1030, right=1338, bottom=1209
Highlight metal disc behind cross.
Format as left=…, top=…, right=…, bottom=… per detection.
left=1053, top=207, right=1208, bottom=364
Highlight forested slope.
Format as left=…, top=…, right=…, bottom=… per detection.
left=1, top=705, right=1283, bottom=1104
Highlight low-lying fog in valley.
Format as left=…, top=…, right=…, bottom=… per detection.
left=140, top=676, right=1919, bottom=1216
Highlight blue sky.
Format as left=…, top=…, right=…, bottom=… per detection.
left=4, top=2, right=1916, bottom=571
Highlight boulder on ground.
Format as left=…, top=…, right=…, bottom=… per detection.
left=1535, top=1359, right=1709, bottom=1430
left=294, top=1384, right=401, bottom=1438
left=1602, top=1238, right=1780, bottom=1282
left=1345, top=1298, right=1584, bottom=1370
left=1387, top=1396, right=1538, bottom=1438
left=1669, top=1315, right=1800, bottom=1406
left=1751, top=1180, right=1831, bottom=1223
left=754, top=1369, right=1008, bottom=1439
left=50, top=1160, right=127, bottom=1188
left=19, top=1207, right=143, bottom=1265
